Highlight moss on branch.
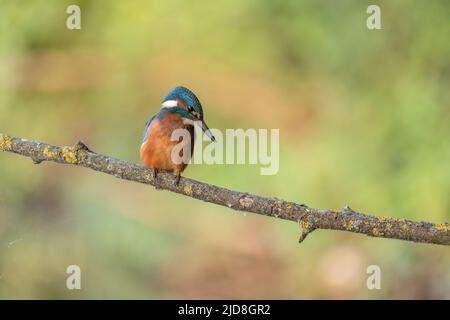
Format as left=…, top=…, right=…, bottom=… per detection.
left=1, top=133, right=449, bottom=246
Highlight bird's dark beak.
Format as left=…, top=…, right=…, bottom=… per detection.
left=200, top=120, right=216, bottom=142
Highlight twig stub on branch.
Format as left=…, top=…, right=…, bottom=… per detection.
left=1, top=133, right=450, bottom=246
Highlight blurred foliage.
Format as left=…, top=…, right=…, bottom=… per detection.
left=0, top=0, right=449, bottom=299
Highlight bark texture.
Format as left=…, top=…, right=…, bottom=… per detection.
left=1, top=133, right=449, bottom=245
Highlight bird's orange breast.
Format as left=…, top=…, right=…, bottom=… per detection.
left=140, top=112, right=194, bottom=173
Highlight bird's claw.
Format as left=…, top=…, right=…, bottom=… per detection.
left=174, top=172, right=181, bottom=186
left=152, top=169, right=162, bottom=190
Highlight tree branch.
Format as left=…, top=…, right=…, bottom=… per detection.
left=1, top=133, right=449, bottom=246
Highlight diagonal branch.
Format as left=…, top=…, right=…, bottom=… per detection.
left=1, top=133, right=449, bottom=246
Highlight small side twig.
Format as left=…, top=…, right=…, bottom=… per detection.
left=1, top=133, right=450, bottom=246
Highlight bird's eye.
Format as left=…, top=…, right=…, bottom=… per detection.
left=188, top=106, right=194, bottom=112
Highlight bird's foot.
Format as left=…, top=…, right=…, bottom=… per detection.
left=174, top=172, right=181, bottom=186
left=152, top=169, right=162, bottom=190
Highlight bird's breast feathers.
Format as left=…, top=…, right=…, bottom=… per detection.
left=140, top=110, right=194, bottom=171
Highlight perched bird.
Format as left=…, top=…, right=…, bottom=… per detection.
left=140, top=86, right=215, bottom=185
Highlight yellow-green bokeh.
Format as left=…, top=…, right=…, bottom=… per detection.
left=0, top=0, right=449, bottom=299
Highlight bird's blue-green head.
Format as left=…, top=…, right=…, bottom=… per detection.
left=161, top=86, right=215, bottom=142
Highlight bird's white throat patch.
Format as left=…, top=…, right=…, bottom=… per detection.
left=182, top=118, right=195, bottom=126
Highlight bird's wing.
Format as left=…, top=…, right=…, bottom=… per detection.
left=142, top=114, right=157, bottom=142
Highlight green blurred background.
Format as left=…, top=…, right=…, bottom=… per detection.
left=1, top=0, right=450, bottom=299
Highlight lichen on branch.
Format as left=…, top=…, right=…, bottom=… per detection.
left=1, top=133, right=449, bottom=246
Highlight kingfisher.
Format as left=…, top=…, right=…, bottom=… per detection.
left=140, top=86, right=215, bottom=185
